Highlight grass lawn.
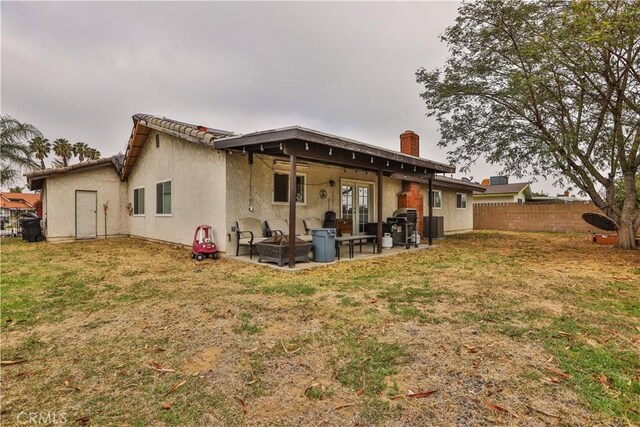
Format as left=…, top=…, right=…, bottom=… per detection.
left=1, top=232, right=639, bottom=426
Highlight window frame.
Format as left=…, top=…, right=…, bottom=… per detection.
left=456, top=192, right=468, bottom=209
left=133, top=186, right=145, bottom=216
left=429, top=189, right=443, bottom=210
left=155, top=179, right=172, bottom=216
left=272, top=172, right=307, bottom=205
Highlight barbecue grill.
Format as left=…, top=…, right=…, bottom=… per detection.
left=387, top=208, right=418, bottom=249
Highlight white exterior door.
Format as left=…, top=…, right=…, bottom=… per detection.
left=341, top=180, right=374, bottom=234
left=76, top=191, right=97, bottom=239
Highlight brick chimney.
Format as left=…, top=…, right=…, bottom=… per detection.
left=400, top=131, right=420, bottom=157
left=397, top=131, right=424, bottom=236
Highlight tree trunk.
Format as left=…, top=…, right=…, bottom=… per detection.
left=615, top=173, right=639, bottom=250
left=616, top=219, right=638, bottom=250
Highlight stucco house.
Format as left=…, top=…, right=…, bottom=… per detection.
left=473, top=177, right=532, bottom=204
left=26, top=114, right=484, bottom=263
left=1, top=192, right=40, bottom=232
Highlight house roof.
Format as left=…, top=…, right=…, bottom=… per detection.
left=25, top=155, right=124, bottom=190
left=121, top=114, right=234, bottom=178
left=1, top=192, right=40, bottom=210
left=474, top=182, right=530, bottom=196
left=388, top=174, right=486, bottom=193
left=434, top=176, right=487, bottom=193
left=121, top=114, right=455, bottom=180
left=214, top=126, right=456, bottom=178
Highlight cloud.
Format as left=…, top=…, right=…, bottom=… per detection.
left=1, top=1, right=562, bottom=193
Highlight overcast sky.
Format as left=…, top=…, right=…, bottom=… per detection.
left=2, top=1, right=560, bottom=194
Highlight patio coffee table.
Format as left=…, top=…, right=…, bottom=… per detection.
left=256, top=235, right=312, bottom=267
left=335, top=235, right=377, bottom=260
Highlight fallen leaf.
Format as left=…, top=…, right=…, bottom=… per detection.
left=334, top=403, right=355, bottom=410
left=163, top=380, right=186, bottom=396
left=464, top=345, right=480, bottom=353
left=407, top=390, right=438, bottom=399
left=150, top=347, right=166, bottom=353
left=546, top=367, right=571, bottom=381
left=389, top=394, right=405, bottom=400
left=595, top=373, right=608, bottom=385
left=235, top=396, right=248, bottom=415
left=546, top=356, right=554, bottom=363
left=1, top=360, right=26, bottom=366
left=476, top=399, right=517, bottom=417
left=526, top=405, right=560, bottom=418
left=161, top=402, right=172, bottom=410
left=280, top=339, right=300, bottom=355
left=355, top=387, right=365, bottom=396
left=149, top=360, right=176, bottom=373
left=16, top=371, right=36, bottom=378
left=75, top=416, right=90, bottom=426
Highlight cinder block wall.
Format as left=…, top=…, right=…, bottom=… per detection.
left=473, top=202, right=600, bottom=233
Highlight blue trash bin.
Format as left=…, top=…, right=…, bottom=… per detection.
left=311, top=228, right=336, bottom=262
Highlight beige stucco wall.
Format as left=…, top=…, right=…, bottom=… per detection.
left=225, top=153, right=403, bottom=255
left=126, top=130, right=227, bottom=249
left=424, top=186, right=474, bottom=234
left=474, top=189, right=527, bottom=204
left=42, top=166, right=128, bottom=242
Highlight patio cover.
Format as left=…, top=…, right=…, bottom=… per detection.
left=215, top=127, right=456, bottom=267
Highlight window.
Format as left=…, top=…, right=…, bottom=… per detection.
left=273, top=172, right=305, bottom=204
left=156, top=180, right=172, bottom=214
left=456, top=193, right=467, bottom=209
left=133, top=187, right=145, bottom=215
left=429, top=190, right=442, bottom=209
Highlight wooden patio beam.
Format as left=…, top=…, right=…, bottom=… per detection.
left=288, top=154, right=297, bottom=268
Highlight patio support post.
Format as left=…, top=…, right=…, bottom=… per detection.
left=288, top=153, right=297, bottom=268
left=428, top=177, right=433, bottom=246
left=377, top=169, right=383, bottom=254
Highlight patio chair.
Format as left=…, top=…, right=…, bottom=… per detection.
left=295, top=218, right=313, bottom=242
left=303, top=217, right=323, bottom=234
left=236, top=217, right=268, bottom=259
left=266, top=218, right=313, bottom=242
left=265, top=218, right=289, bottom=237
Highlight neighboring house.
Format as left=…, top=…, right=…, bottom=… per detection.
left=1, top=192, right=40, bottom=229
left=26, top=114, right=485, bottom=256
left=473, top=177, right=532, bottom=204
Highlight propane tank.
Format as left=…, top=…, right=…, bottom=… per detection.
left=382, top=233, right=393, bottom=249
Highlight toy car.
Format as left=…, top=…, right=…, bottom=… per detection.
left=192, top=224, right=218, bottom=260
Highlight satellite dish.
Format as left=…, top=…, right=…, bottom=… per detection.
left=582, top=212, right=617, bottom=232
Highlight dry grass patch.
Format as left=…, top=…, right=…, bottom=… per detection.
left=1, top=232, right=639, bottom=425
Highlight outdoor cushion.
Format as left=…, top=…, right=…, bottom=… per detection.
left=237, top=217, right=264, bottom=238
left=297, top=234, right=313, bottom=242
left=303, top=217, right=323, bottom=232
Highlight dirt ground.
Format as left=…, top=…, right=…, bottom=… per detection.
left=1, top=232, right=638, bottom=426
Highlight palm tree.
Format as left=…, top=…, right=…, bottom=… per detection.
left=86, top=148, right=101, bottom=160
left=0, top=115, right=40, bottom=185
left=52, top=138, right=73, bottom=167
left=73, top=142, right=89, bottom=162
left=29, top=137, right=51, bottom=170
